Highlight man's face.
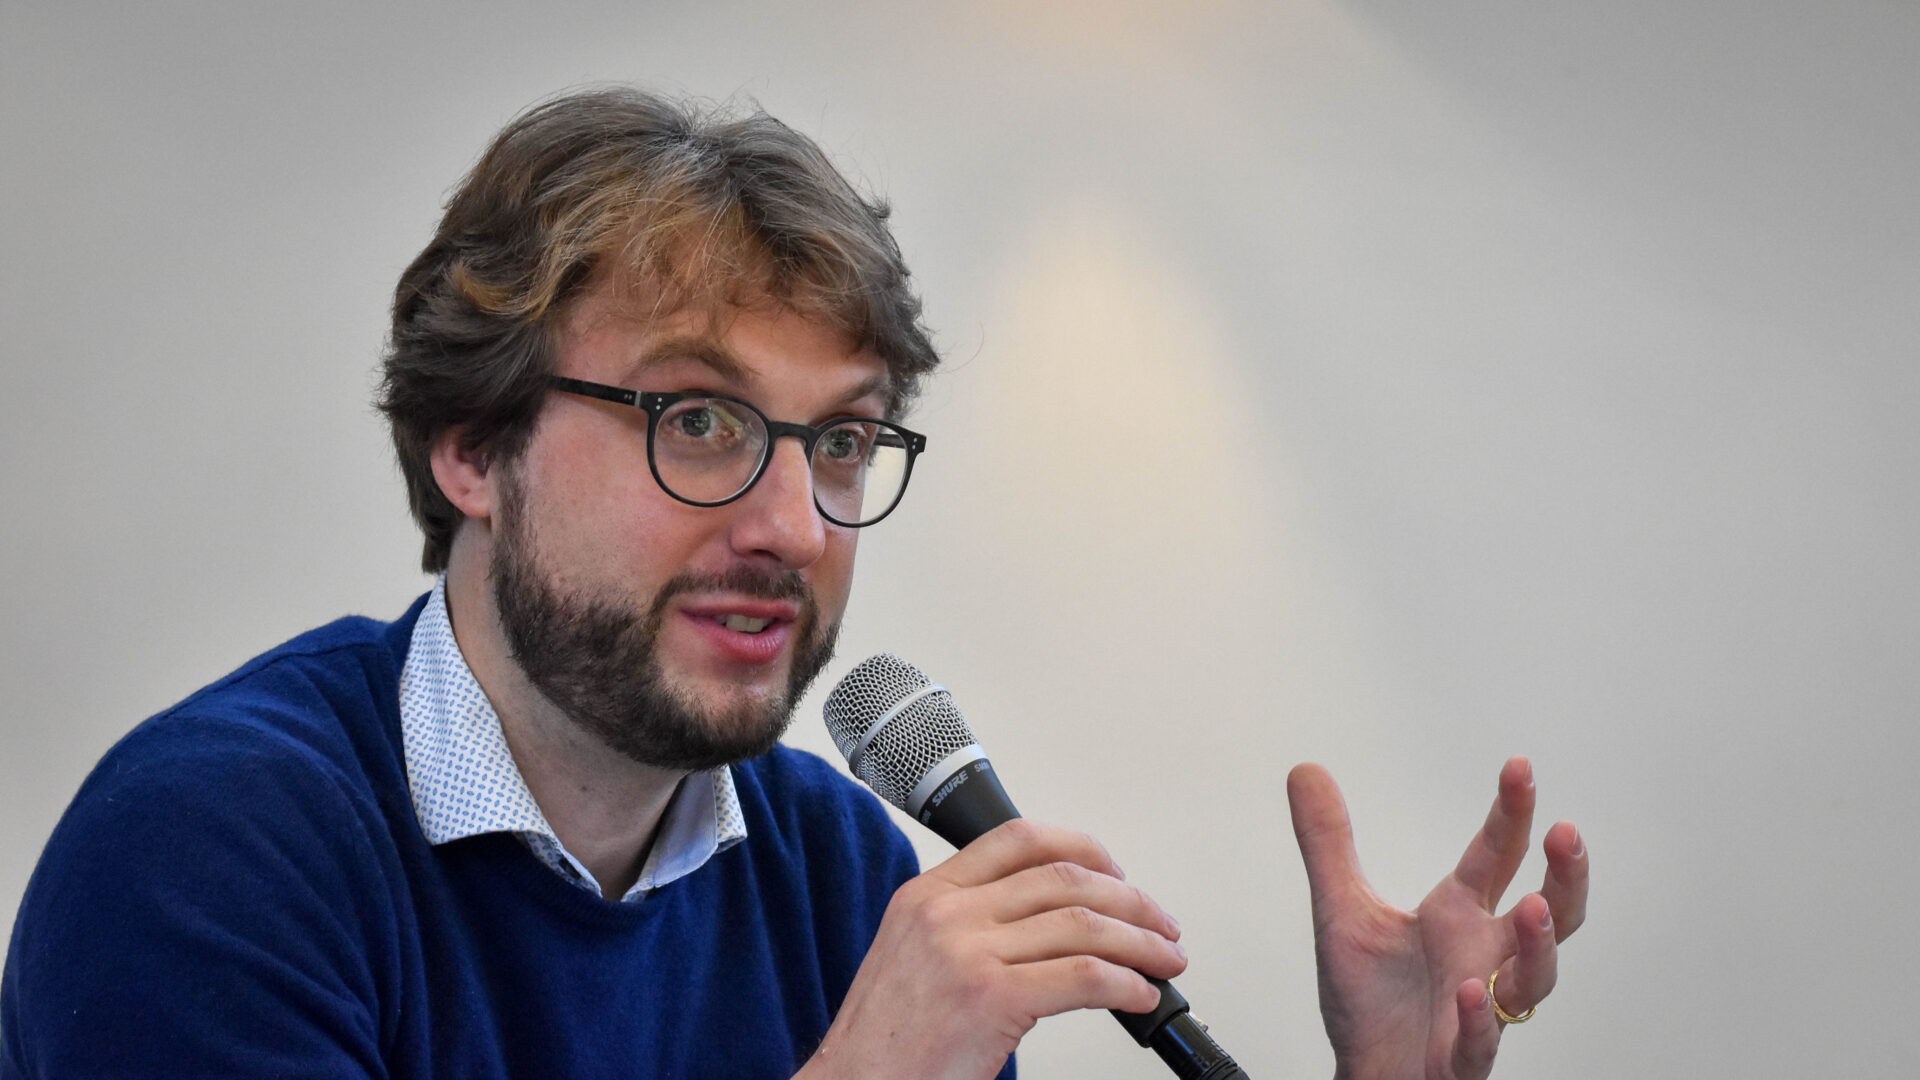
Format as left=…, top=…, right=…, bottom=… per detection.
left=488, top=279, right=889, bottom=770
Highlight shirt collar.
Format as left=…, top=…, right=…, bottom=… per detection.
left=397, top=576, right=746, bottom=902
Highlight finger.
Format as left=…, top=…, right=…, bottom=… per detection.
left=1492, top=893, right=1558, bottom=1017
left=1450, top=976, right=1501, bottom=1080
left=982, top=859, right=1181, bottom=942
left=934, top=818, right=1123, bottom=890
left=1008, top=955, right=1164, bottom=1018
left=1286, top=763, right=1373, bottom=918
left=1451, top=756, right=1536, bottom=909
left=1539, top=820, right=1589, bottom=942
left=996, top=904, right=1189, bottom=980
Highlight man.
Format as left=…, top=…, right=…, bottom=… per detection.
left=1, top=87, right=1586, bottom=1079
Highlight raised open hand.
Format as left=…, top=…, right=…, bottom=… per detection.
left=1286, top=757, right=1588, bottom=1080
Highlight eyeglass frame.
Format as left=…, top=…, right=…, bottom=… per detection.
left=544, top=375, right=928, bottom=528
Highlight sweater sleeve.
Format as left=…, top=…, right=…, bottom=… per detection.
left=2, top=717, right=398, bottom=1080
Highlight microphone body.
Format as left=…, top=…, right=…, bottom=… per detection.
left=824, top=655, right=1251, bottom=1080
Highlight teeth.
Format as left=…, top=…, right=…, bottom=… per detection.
left=720, top=614, right=772, bottom=634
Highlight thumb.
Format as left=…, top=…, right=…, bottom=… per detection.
left=1286, top=763, right=1372, bottom=923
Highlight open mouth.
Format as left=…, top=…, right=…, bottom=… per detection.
left=716, top=614, right=774, bottom=634
left=677, top=592, right=804, bottom=665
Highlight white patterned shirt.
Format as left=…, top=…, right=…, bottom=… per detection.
left=397, top=577, right=746, bottom=903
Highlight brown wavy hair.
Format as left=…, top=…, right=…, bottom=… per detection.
left=377, top=86, right=940, bottom=572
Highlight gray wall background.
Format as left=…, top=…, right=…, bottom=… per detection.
left=4, top=1, right=1915, bottom=1076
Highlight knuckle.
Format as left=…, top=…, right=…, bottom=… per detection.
left=894, top=873, right=938, bottom=906
left=916, top=890, right=967, bottom=930
left=1064, top=904, right=1103, bottom=935
left=1066, top=954, right=1109, bottom=993
left=1082, top=831, right=1114, bottom=863
left=953, top=961, right=1001, bottom=1008
left=1148, top=921, right=1180, bottom=955
left=1048, top=859, right=1092, bottom=891
left=882, top=884, right=930, bottom=929
left=998, top=817, right=1045, bottom=846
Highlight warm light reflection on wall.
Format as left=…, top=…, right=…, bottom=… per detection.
left=965, top=200, right=1267, bottom=599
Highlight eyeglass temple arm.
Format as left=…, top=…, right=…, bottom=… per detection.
left=546, top=375, right=637, bottom=407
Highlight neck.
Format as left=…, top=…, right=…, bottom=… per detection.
left=443, top=535, right=688, bottom=901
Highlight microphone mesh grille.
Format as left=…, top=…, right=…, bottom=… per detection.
left=821, top=652, right=929, bottom=758
left=823, top=653, right=980, bottom=812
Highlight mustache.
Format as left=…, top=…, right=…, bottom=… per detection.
left=650, top=565, right=815, bottom=609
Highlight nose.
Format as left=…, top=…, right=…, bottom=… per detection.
left=727, top=435, right=828, bottom=568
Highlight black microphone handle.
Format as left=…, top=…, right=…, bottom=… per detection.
left=915, top=757, right=1251, bottom=1080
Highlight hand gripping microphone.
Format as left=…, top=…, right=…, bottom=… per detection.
left=823, top=653, right=1251, bottom=1080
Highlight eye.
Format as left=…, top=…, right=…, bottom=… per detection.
left=675, top=407, right=717, bottom=438
left=818, top=424, right=870, bottom=462
left=656, top=398, right=758, bottom=457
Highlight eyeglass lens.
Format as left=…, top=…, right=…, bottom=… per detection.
left=652, top=397, right=912, bottom=525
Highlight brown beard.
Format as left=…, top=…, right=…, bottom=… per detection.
left=489, top=465, right=839, bottom=771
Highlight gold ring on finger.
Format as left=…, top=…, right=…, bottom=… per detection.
left=1488, top=969, right=1536, bottom=1024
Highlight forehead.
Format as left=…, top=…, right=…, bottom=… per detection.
left=561, top=274, right=891, bottom=403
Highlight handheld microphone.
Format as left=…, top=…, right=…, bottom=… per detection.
left=823, top=653, right=1250, bottom=1080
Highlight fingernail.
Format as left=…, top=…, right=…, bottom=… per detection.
left=1167, top=912, right=1182, bottom=936
left=1172, top=940, right=1188, bottom=961
left=1570, top=831, right=1585, bottom=859
left=1480, top=986, right=1492, bottom=1010
left=1539, top=904, right=1554, bottom=930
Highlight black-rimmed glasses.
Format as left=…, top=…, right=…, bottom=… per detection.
left=545, top=376, right=927, bottom=528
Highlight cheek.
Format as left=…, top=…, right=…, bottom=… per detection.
left=514, top=424, right=702, bottom=584
left=531, top=415, right=657, bottom=508
left=812, top=531, right=861, bottom=617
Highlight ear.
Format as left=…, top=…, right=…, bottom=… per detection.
left=428, top=430, right=497, bottom=524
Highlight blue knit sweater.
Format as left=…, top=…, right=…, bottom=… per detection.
left=2, top=599, right=1000, bottom=1078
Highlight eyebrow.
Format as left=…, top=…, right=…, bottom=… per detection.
left=835, top=373, right=894, bottom=412
left=624, top=336, right=751, bottom=385
left=625, top=336, right=897, bottom=415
